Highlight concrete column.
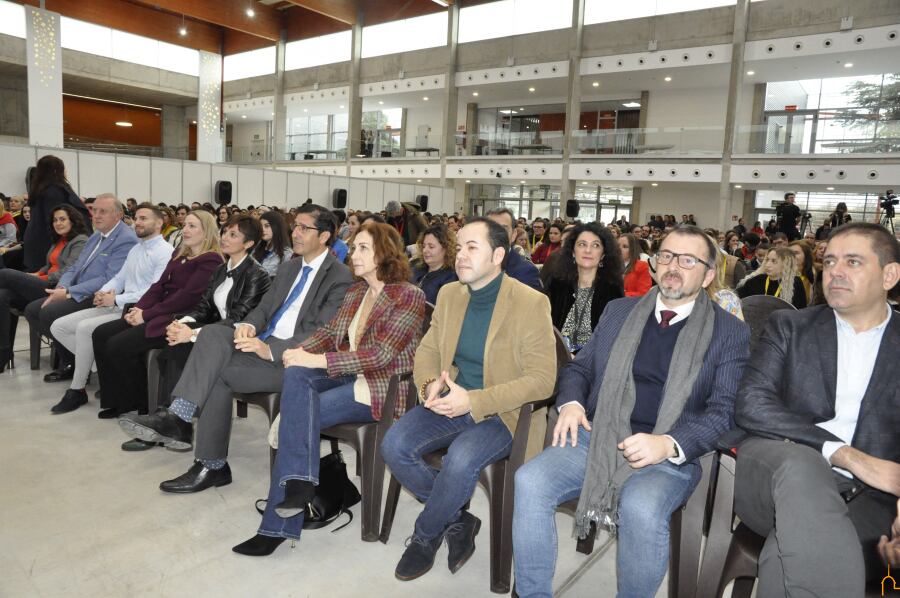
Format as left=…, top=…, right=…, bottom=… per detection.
left=748, top=82, right=767, bottom=153
left=273, top=31, right=288, bottom=162
left=346, top=10, right=364, bottom=167
left=197, top=51, right=224, bottom=163
left=440, top=2, right=460, bottom=186
left=742, top=189, right=756, bottom=223
left=631, top=186, right=642, bottom=225
left=399, top=107, right=408, bottom=156
left=0, top=76, right=29, bottom=141
left=25, top=7, right=63, bottom=147
left=717, top=0, right=750, bottom=230
left=161, top=105, right=187, bottom=160
left=637, top=90, right=650, bottom=148
left=559, top=0, right=586, bottom=208
left=465, top=102, right=478, bottom=156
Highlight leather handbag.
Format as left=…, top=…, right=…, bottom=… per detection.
left=256, top=449, right=361, bottom=532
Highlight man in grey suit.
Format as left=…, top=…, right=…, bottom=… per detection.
left=733, top=222, right=900, bottom=597
left=25, top=194, right=138, bottom=381
left=119, top=204, right=353, bottom=493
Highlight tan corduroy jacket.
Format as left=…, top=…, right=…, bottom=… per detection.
left=413, top=274, right=557, bottom=460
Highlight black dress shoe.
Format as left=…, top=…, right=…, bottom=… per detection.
left=118, top=408, right=192, bottom=450
left=232, top=534, right=287, bottom=556
left=445, top=511, right=481, bottom=573
left=121, top=438, right=163, bottom=451
left=50, top=389, right=88, bottom=414
left=98, top=408, right=122, bottom=419
left=160, top=461, right=232, bottom=494
left=274, top=480, right=316, bottom=518
left=43, top=364, right=74, bottom=383
left=395, top=534, right=444, bottom=581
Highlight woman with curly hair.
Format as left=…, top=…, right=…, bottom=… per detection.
left=410, top=224, right=458, bottom=304
left=736, top=246, right=807, bottom=309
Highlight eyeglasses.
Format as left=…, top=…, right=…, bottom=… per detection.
left=293, top=224, right=322, bottom=234
left=654, top=250, right=711, bottom=270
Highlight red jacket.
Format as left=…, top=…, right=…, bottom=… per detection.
left=531, top=241, right=559, bottom=265
left=623, top=259, right=653, bottom=297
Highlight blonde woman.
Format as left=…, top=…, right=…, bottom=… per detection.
left=735, top=246, right=806, bottom=309
left=513, top=227, right=533, bottom=261
left=92, top=210, right=224, bottom=418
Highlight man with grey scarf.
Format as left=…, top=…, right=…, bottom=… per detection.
left=512, top=225, right=750, bottom=597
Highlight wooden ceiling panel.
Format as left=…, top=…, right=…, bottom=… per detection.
left=280, top=0, right=358, bottom=25
left=284, top=5, right=351, bottom=42
left=125, top=0, right=282, bottom=40
left=362, top=0, right=447, bottom=27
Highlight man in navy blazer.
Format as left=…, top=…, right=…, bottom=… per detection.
left=487, top=208, right=542, bottom=290
left=512, top=225, right=749, bottom=598
left=732, top=222, right=900, bottom=596
left=24, top=194, right=137, bottom=380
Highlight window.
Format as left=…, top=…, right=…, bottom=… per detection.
left=0, top=0, right=25, bottom=39
left=286, top=113, right=347, bottom=159
left=61, top=16, right=112, bottom=57
left=459, top=0, right=573, bottom=44
left=158, top=41, right=200, bottom=77
left=361, top=12, right=448, bottom=58
left=112, top=30, right=159, bottom=69
left=224, top=46, right=276, bottom=82
left=586, top=0, right=736, bottom=24
left=360, top=109, right=403, bottom=157
left=285, top=31, right=352, bottom=71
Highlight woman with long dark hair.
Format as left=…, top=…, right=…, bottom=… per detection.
left=618, top=233, right=653, bottom=297
left=409, top=224, right=458, bottom=304
left=23, top=156, right=91, bottom=271
left=531, top=222, right=563, bottom=265
left=0, top=205, right=89, bottom=370
left=545, top=222, right=624, bottom=353
left=788, top=239, right=816, bottom=305
left=252, top=211, right=293, bottom=277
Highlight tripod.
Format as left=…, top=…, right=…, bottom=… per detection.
left=880, top=211, right=895, bottom=234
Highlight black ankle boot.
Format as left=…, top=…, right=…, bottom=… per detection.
left=0, top=347, right=11, bottom=373
left=274, top=480, right=316, bottom=518
left=232, top=534, right=287, bottom=557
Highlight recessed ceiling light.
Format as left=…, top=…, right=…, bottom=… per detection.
left=339, top=104, right=345, bottom=109
left=417, top=179, right=422, bottom=182
left=465, top=179, right=471, bottom=183
left=472, top=92, right=479, bottom=97
left=178, top=26, right=187, bottom=36
left=431, top=0, right=449, bottom=6
left=582, top=181, right=588, bottom=185
left=115, top=121, right=132, bottom=127
left=622, top=101, right=641, bottom=108
left=191, top=120, right=197, bottom=124
left=734, top=185, right=742, bottom=188
left=245, top=7, right=255, bottom=17
left=271, top=112, right=274, bottom=116
left=519, top=107, right=524, bottom=110
left=423, top=96, right=429, bottom=101
left=241, top=115, right=247, bottom=118
left=826, top=186, right=835, bottom=191
left=651, top=183, right=658, bottom=187
left=528, top=87, right=535, bottom=92
left=303, top=108, right=308, bottom=112
left=592, top=81, right=599, bottom=87
left=664, top=76, right=672, bottom=82
left=378, top=100, right=384, bottom=105
left=746, top=70, right=755, bottom=75
left=844, top=62, right=853, bottom=68
left=520, top=180, right=526, bottom=184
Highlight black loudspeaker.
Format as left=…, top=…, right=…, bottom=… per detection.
left=416, top=194, right=428, bottom=211
left=214, top=180, right=232, bottom=205
left=565, top=199, right=579, bottom=218
left=332, top=188, right=347, bottom=209
left=25, top=166, right=35, bottom=194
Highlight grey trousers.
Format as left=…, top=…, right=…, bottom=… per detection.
left=734, top=437, right=894, bottom=598
left=50, top=306, right=121, bottom=389
left=171, top=323, right=286, bottom=461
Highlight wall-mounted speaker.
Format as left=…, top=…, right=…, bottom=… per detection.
left=332, top=188, right=347, bottom=209
left=214, top=180, right=232, bottom=205
left=416, top=194, right=428, bottom=211
left=565, top=199, right=579, bottom=218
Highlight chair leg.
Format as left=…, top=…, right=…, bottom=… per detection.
left=29, top=323, right=41, bottom=370
left=488, top=462, right=511, bottom=594
left=236, top=400, right=248, bottom=418
left=575, top=523, right=597, bottom=555
left=358, top=429, right=386, bottom=542
left=50, top=341, right=59, bottom=369
left=696, top=456, right=737, bottom=598
left=379, top=475, right=402, bottom=544
left=266, top=396, right=280, bottom=472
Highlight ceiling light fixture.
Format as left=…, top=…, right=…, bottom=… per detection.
left=191, top=120, right=197, bottom=124
left=746, top=70, right=755, bottom=75
left=844, top=62, right=853, bottom=68
left=622, top=101, right=641, bottom=108
left=582, top=181, right=589, bottom=185
left=303, top=108, right=308, bottom=112
left=664, top=76, right=672, bottom=82
left=528, top=87, right=535, bottom=92
left=651, top=183, right=658, bottom=187
left=423, top=96, right=429, bottom=101
left=734, top=184, right=742, bottom=188
left=246, top=7, right=255, bottom=18
left=465, top=179, right=471, bottom=183
left=417, top=179, right=422, bottom=182
left=241, top=114, right=247, bottom=118
left=592, top=81, right=599, bottom=87
left=520, top=180, right=526, bottom=184
left=115, top=121, right=133, bottom=127
left=339, top=104, right=345, bottom=109
left=431, top=0, right=450, bottom=6
left=179, top=14, right=187, bottom=36
left=378, top=100, right=384, bottom=105
left=826, top=186, right=835, bottom=191
left=472, top=92, right=479, bottom=97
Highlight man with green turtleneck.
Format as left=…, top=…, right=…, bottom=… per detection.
left=382, top=217, right=557, bottom=583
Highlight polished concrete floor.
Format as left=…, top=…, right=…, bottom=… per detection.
left=1, top=326, right=650, bottom=598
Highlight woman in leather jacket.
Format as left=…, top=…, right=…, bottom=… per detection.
left=146, top=215, right=271, bottom=446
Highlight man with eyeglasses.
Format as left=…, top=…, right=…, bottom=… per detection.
left=121, top=203, right=353, bottom=493
left=512, top=224, right=750, bottom=597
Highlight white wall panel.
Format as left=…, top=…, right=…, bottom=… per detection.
left=382, top=183, right=399, bottom=209
left=211, top=164, right=238, bottom=205
left=348, top=178, right=367, bottom=211
left=237, top=167, right=264, bottom=207
left=115, top=155, right=151, bottom=201
left=183, top=162, right=211, bottom=205
left=365, top=180, right=383, bottom=212
left=308, top=174, right=329, bottom=205
left=78, top=152, right=116, bottom=198
left=0, top=145, right=36, bottom=195
left=151, top=159, right=183, bottom=205
left=263, top=169, right=288, bottom=209
left=287, top=172, right=309, bottom=206
left=37, top=148, right=79, bottom=193
left=397, top=184, right=415, bottom=203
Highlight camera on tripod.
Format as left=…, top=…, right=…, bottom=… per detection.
left=879, top=189, right=897, bottom=217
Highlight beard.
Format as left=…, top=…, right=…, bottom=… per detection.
left=658, top=271, right=688, bottom=300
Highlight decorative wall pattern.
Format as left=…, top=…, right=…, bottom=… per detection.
left=197, top=51, right=224, bottom=163
left=26, top=8, right=63, bottom=147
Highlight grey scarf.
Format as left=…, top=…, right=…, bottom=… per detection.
left=573, top=288, right=715, bottom=539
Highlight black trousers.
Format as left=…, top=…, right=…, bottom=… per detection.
left=24, top=294, right=93, bottom=367
left=155, top=342, right=194, bottom=409
left=93, top=319, right=168, bottom=413
left=0, top=269, right=50, bottom=350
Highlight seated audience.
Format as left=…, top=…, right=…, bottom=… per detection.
left=531, top=223, right=562, bottom=265
left=253, top=211, right=293, bottom=278
left=747, top=240, right=770, bottom=272
left=513, top=228, right=532, bottom=260
left=0, top=200, right=17, bottom=250
left=91, top=210, right=222, bottom=418
left=545, top=223, right=624, bottom=353
left=539, top=226, right=576, bottom=289
left=0, top=205, right=89, bottom=371
left=385, top=200, right=428, bottom=247
left=410, top=224, right=457, bottom=304
left=486, top=208, right=542, bottom=290
left=381, top=217, right=556, bottom=581
left=47, top=204, right=172, bottom=414
left=736, top=246, right=807, bottom=309
left=233, top=222, right=425, bottom=556
left=789, top=239, right=816, bottom=304
left=512, top=224, right=750, bottom=597
left=618, top=233, right=653, bottom=297
left=117, top=204, right=352, bottom=492
left=731, top=222, right=899, bottom=594
left=26, top=194, right=137, bottom=382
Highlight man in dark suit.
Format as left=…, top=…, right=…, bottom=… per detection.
left=733, top=222, right=900, bottom=596
left=512, top=225, right=750, bottom=597
left=119, top=204, right=353, bottom=493
left=486, top=207, right=542, bottom=290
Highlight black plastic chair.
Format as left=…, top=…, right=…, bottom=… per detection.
left=739, top=294, right=796, bottom=354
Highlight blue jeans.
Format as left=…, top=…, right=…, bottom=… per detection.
left=258, top=367, right=375, bottom=540
left=381, top=405, right=513, bottom=541
left=513, top=426, right=701, bottom=598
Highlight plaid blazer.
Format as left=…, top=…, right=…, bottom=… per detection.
left=301, top=280, right=426, bottom=420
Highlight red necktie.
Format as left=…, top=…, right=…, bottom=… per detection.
left=659, top=310, right=677, bottom=328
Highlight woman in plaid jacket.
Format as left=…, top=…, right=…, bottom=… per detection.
left=234, top=221, right=426, bottom=557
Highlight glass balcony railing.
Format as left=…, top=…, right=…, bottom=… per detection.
left=466, top=131, right=565, bottom=156
left=571, top=127, right=725, bottom=156
left=735, top=119, right=900, bottom=155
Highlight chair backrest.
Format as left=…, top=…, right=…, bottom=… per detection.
left=552, top=326, right=573, bottom=373
left=423, top=302, right=435, bottom=336
left=740, top=294, right=796, bottom=354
